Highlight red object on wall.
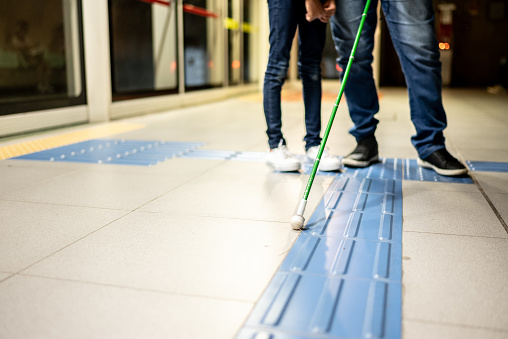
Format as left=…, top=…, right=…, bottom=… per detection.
left=135, top=0, right=219, bottom=19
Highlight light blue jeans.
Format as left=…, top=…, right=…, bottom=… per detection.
left=331, top=0, right=447, bottom=158
left=263, top=0, right=327, bottom=151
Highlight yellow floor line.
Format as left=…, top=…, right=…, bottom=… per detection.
left=0, top=123, right=145, bottom=160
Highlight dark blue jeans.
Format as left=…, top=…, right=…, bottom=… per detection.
left=263, top=0, right=327, bottom=151
left=330, top=0, right=447, bottom=158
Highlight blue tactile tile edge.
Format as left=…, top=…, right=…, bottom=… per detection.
left=237, top=168, right=403, bottom=339
left=180, top=149, right=240, bottom=160
left=405, top=159, right=473, bottom=184
left=9, top=139, right=333, bottom=176
left=11, top=140, right=487, bottom=184
left=12, top=139, right=206, bottom=166
left=342, top=158, right=404, bottom=181
left=466, top=160, right=508, bottom=173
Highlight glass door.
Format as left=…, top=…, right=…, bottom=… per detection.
left=0, top=0, right=86, bottom=115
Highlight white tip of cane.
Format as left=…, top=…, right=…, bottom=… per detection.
left=291, top=214, right=305, bottom=230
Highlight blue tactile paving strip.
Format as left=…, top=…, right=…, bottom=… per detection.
left=11, top=138, right=498, bottom=184
left=180, top=149, right=240, bottom=160
left=12, top=139, right=205, bottom=166
left=231, top=151, right=268, bottom=162
left=405, top=159, right=473, bottom=184
left=237, top=172, right=403, bottom=339
left=342, top=158, right=404, bottom=180
left=466, top=160, right=508, bottom=173
left=238, top=158, right=478, bottom=339
left=10, top=140, right=337, bottom=176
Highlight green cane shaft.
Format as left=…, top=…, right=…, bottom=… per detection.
left=302, top=0, right=371, bottom=201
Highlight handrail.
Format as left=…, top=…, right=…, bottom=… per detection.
left=137, top=0, right=171, bottom=6
left=135, top=0, right=219, bottom=19
left=183, top=4, right=218, bottom=18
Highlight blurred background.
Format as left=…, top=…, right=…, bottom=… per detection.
left=0, top=0, right=507, bottom=136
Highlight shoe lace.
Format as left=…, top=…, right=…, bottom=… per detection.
left=435, top=148, right=462, bottom=165
left=272, top=140, right=295, bottom=159
left=319, top=147, right=332, bottom=158
left=431, top=149, right=466, bottom=169
left=279, top=146, right=294, bottom=159
left=434, top=149, right=448, bottom=163
left=275, top=140, right=289, bottom=157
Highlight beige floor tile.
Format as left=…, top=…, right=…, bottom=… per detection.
left=140, top=177, right=330, bottom=222
left=403, top=319, right=508, bottom=339
left=0, top=273, right=11, bottom=282
left=24, top=212, right=299, bottom=302
left=402, top=232, right=508, bottom=330
left=0, top=160, right=77, bottom=197
left=403, top=187, right=507, bottom=238
left=0, top=275, right=251, bottom=339
left=119, top=101, right=268, bottom=151
left=193, top=160, right=336, bottom=185
left=488, top=193, right=508, bottom=224
left=1, top=168, right=205, bottom=210
left=0, top=200, right=128, bottom=272
left=447, top=126, right=508, bottom=140
left=473, top=172, right=508, bottom=194
left=456, top=139, right=508, bottom=158
left=379, top=146, right=417, bottom=160
left=139, top=154, right=333, bottom=223
left=403, top=180, right=479, bottom=193
left=460, top=149, right=508, bottom=162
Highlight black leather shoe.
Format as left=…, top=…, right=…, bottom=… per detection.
left=417, top=148, right=468, bottom=176
left=342, top=135, right=379, bottom=168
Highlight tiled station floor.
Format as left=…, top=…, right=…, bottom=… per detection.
left=0, top=83, right=507, bottom=338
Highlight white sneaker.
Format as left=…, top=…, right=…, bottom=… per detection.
left=266, top=141, right=301, bottom=172
left=306, top=146, right=341, bottom=171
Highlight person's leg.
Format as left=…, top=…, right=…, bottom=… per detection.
left=298, top=13, right=341, bottom=172
left=382, top=0, right=466, bottom=176
left=263, top=0, right=298, bottom=150
left=380, top=0, right=446, bottom=159
left=264, top=0, right=302, bottom=172
left=330, top=0, right=379, bottom=142
left=328, top=0, right=379, bottom=167
left=297, top=8, right=327, bottom=151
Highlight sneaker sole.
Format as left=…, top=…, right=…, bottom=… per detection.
left=306, top=157, right=342, bottom=172
left=342, top=155, right=379, bottom=168
left=317, top=163, right=342, bottom=172
left=417, top=158, right=468, bottom=176
left=267, top=161, right=301, bottom=172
